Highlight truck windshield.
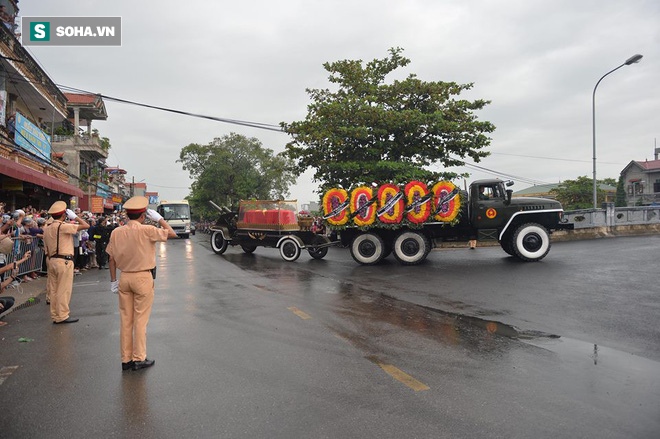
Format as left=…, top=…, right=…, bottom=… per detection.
left=161, top=204, right=190, bottom=220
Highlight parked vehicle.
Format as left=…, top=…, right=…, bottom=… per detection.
left=209, top=200, right=331, bottom=262
left=325, top=179, right=573, bottom=265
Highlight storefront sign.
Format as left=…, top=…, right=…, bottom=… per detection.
left=111, top=194, right=122, bottom=204
left=14, top=112, right=51, bottom=161
left=96, top=182, right=111, bottom=198
left=148, top=195, right=159, bottom=205
left=90, top=196, right=104, bottom=213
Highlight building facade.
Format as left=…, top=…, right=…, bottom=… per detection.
left=620, top=149, right=660, bottom=206
left=0, top=6, right=82, bottom=211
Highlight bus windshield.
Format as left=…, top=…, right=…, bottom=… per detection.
left=160, top=204, right=190, bottom=221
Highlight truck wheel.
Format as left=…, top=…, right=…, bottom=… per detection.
left=350, top=233, right=385, bottom=265
left=500, top=234, right=515, bottom=256
left=308, top=235, right=330, bottom=260
left=512, top=223, right=550, bottom=262
left=241, top=245, right=257, bottom=254
left=279, top=238, right=301, bottom=262
left=180, top=233, right=189, bottom=239
left=393, top=231, right=430, bottom=265
left=211, top=231, right=228, bottom=255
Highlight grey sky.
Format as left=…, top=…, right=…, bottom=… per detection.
left=22, top=0, right=660, bottom=202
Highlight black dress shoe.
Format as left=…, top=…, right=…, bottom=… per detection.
left=53, top=317, right=79, bottom=324
left=122, top=361, right=135, bottom=371
left=132, top=359, right=155, bottom=370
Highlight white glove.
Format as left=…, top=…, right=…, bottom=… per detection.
left=110, top=280, right=119, bottom=294
left=66, top=209, right=77, bottom=220
left=146, top=209, right=163, bottom=222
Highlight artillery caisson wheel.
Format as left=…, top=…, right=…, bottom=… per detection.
left=279, top=238, right=301, bottom=262
left=211, top=231, right=228, bottom=255
left=241, top=245, right=257, bottom=254
left=308, top=235, right=330, bottom=260
left=511, top=223, right=550, bottom=262
left=350, top=233, right=385, bottom=265
left=393, top=231, right=430, bottom=265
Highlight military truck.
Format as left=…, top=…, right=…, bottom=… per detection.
left=333, top=179, right=572, bottom=265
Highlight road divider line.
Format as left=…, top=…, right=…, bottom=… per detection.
left=0, top=366, right=19, bottom=386
left=287, top=307, right=312, bottom=320
left=376, top=362, right=430, bottom=391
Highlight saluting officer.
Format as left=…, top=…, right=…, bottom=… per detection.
left=42, top=201, right=89, bottom=324
left=44, top=216, right=54, bottom=305
left=106, top=197, right=176, bottom=371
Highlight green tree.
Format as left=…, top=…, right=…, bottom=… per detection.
left=615, top=175, right=626, bottom=207
left=550, top=176, right=615, bottom=210
left=282, top=47, right=495, bottom=190
left=178, top=133, right=297, bottom=219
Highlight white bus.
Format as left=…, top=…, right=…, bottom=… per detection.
left=157, top=200, right=193, bottom=239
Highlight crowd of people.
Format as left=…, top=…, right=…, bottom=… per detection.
left=0, top=202, right=133, bottom=320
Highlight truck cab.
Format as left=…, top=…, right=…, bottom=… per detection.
left=468, top=179, right=568, bottom=260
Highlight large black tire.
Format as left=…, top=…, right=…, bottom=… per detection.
left=308, top=235, right=330, bottom=260
left=211, top=231, right=228, bottom=255
left=350, top=233, right=385, bottom=265
left=241, top=245, right=257, bottom=254
left=393, top=231, right=431, bottom=265
left=180, top=233, right=190, bottom=239
left=511, top=223, right=551, bottom=262
left=500, top=234, right=515, bottom=256
left=279, top=238, right=301, bottom=262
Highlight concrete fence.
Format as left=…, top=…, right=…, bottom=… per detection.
left=563, top=204, right=660, bottom=229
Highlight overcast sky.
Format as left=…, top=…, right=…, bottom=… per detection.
left=22, top=0, right=660, bottom=202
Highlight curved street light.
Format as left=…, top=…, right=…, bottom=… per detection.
left=592, top=54, right=643, bottom=208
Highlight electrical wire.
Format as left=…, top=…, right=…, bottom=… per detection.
left=491, top=151, right=622, bottom=165
left=56, top=84, right=284, bottom=132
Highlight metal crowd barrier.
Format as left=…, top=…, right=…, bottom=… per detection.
left=2, top=236, right=46, bottom=276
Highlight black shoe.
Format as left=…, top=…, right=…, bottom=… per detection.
left=98, top=266, right=103, bottom=270
left=46, top=299, right=50, bottom=305
left=132, top=359, right=155, bottom=370
left=122, top=361, right=135, bottom=371
left=53, top=317, right=79, bottom=324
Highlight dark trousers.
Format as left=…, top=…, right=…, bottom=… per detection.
left=96, top=241, right=107, bottom=267
left=0, top=296, right=15, bottom=315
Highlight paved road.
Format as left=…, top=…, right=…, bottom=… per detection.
left=0, top=234, right=658, bottom=438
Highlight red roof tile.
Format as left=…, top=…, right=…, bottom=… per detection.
left=636, top=160, right=660, bottom=170
left=64, top=93, right=98, bottom=104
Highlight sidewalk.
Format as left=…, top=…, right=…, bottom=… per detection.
left=1, top=275, right=47, bottom=319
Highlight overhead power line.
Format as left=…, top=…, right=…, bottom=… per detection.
left=56, top=84, right=284, bottom=133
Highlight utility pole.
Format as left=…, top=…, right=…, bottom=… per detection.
left=131, top=176, right=134, bottom=197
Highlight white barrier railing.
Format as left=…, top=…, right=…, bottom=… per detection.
left=564, top=204, right=660, bottom=229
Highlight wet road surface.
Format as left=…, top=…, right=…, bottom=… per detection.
left=0, top=235, right=658, bottom=438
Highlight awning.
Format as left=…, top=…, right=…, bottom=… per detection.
left=0, top=156, right=84, bottom=197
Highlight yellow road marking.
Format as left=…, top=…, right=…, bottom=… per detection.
left=377, top=363, right=430, bottom=391
left=287, top=307, right=312, bottom=320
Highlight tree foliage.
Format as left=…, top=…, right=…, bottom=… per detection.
left=178, top=133, right=297, bottom=219
left=550, top=176, right=615, bottom=210
left=615, top=175, right=626, bottom=207
left=282, top=48, right=495, bottom=190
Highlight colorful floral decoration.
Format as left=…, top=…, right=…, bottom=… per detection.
left=404, top=181, right=432, bottom=224
left=377, top=184, right=404, bottom=224
left=432, top=181, right=461, bottom=222
left=350, top=186, right=377, bottom=227
left=322, top=188, right=349, bottom=226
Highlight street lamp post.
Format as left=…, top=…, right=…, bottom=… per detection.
left=592, top=54, right=643, bottom=209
